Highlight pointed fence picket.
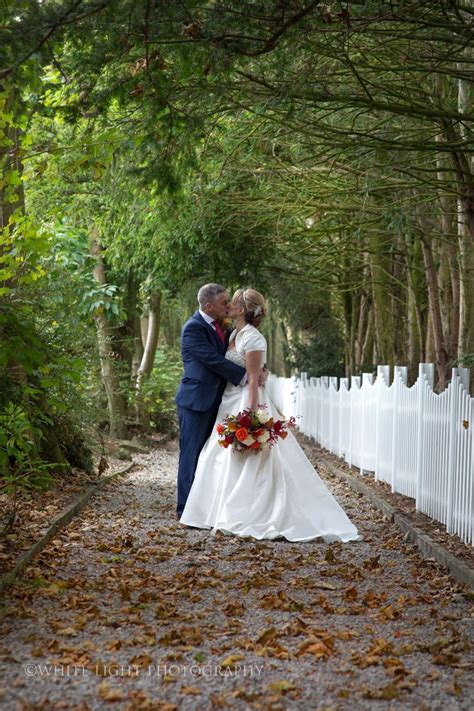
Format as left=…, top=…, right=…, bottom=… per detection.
left=267, top=364, right=473, bottom=546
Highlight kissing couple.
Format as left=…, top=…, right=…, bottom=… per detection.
left=175, top=283, right=360, bottom=542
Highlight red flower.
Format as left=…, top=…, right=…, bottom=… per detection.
left=274, top=420, right=283, bottom=432
left=249, top=441, right=261, bottom=449
left=216, top=423, right=225, bottom=434
left=239, top=414, right=251, bottom=428
left=235, top=427, right=249, bottom=442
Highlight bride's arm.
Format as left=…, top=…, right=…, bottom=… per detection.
left=245, top=350, right=263, bottom=411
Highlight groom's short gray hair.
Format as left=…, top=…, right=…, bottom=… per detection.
left=197, top=283, right=227, bottom=307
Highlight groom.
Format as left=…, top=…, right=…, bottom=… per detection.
left=175, top=283, right=246, bottom=518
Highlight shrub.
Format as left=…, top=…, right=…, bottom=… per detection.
left=140, top=348, right=182, bottom=435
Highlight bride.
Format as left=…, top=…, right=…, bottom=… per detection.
left=179, top=287, right=360, bottom=542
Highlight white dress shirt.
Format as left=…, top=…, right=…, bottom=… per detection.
left=199, top=309, right=216, bottom=327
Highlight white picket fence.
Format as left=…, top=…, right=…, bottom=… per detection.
left=267, top=364, right=474, bottom=546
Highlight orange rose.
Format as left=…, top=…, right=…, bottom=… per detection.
left=235, top=427, right=249, bottom=442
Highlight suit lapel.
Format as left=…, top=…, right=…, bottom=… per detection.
left=194, top=311, right=225, bottom=352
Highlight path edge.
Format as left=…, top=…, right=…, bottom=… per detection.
left=320, top=457, right=474, bottom=592
left=0, top=463, right=134, bottom=596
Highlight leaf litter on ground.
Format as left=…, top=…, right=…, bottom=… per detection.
left=0, top=439, right=472, bottom=710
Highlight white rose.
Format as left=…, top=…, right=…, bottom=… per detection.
left=256, top=409, right=269, bottom=424
left=243, top=435, right=255, bottom=446
left=258, top=431, right=271, bottom=443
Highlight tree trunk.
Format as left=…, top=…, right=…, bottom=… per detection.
left=391, top=233, right=406, bottom=364
left=136, top=291, right=162, bottom=430
left=425, top=307, right=435, bottom=365
left=369, top=232, right=394, bottom=365
left=457, top=193, right=474, bottom=359
left=456, top=5, right=474, bottom=361
left=354, top=288, right=369, bottom=371
left=280, top=319, right=293, bottom=377
left=114, top=271, right=144, bottom=404
left=361, top=307, right=374, bottom=371
left=447, top=240, right=460, bottom=360
left=267, top=306, right=286, bottom=376
left=339, top=284, right=353, bottom=376
left=403, top=233, right=425, bottom=378
left=140, top=316, right=149, bottom=347
left=436, top=134, right=460, bottom=365
left=131, top=318, right=144, bottom=382
left=406, top=283, right=419, bottom=380
left=420, top=235, right=448, bottom=390
left=89, top=232, right=128, bottom=439
left=350, top=289, right=359, bottom=372
left=113, top=271, right=140, bottom=372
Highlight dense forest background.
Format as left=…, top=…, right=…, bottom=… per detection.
left=1, top=1, right=473, bottom=496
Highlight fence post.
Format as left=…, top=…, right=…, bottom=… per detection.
left=446, top=367, right=470, bottom=533
left=457, top=368, right=470, bottom=392
left=348, top=376, right=361, bottom=468
left=297, top=373, right=303, bottom=434
left=310, top=376, right=318, bottom=442
left=471, top=396, right=474, bottom=546
left=305, top=376, right=311, bottom=440
left=330, top=377, right=338, bottom=454
left=360, top=373, right=374, bottom=476
left=391, top=366, right=408, bottom=493
left=375, top=365, right=390, bottom=482
left=294, top=375, right=300, bottom=421
left=302, top=373, right=308, bottom=421
left=339, top=377, right=349, bottom=458
left=321, top=376, right=329, bottom=448
left=415, top=363, right=434, bottom=511
left=307, top=376, right=312, bottom=439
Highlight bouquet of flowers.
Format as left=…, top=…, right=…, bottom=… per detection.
left=216, top=406, right=296, bottom=453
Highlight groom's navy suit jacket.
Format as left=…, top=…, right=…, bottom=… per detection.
left=175, top=311, right=245, bottom=412
left=175, top=311, right=246, bottom=516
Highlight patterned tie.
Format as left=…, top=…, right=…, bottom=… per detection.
left=212, top=320, right=226, bottom=345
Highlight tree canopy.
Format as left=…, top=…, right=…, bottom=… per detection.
left=1, top=1, right=473, bottom=488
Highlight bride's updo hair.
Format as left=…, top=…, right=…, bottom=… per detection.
left=233, top=288, right=266, bottom=327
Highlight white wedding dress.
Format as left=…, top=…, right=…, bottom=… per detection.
left=180, top=324, right=360, bottom=542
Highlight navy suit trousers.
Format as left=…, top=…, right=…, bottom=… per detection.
left=176, top=395, right=221, bottom=517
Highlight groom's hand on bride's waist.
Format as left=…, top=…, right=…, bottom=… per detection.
left=238, top=366, right=267, bottom=388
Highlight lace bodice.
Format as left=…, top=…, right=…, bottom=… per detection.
left=225, top=349, right=247, bottom=368
left=225, top=324, right=267, bottom=368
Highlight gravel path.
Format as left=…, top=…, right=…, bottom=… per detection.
left=0, top=439, right=473, bottom=710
